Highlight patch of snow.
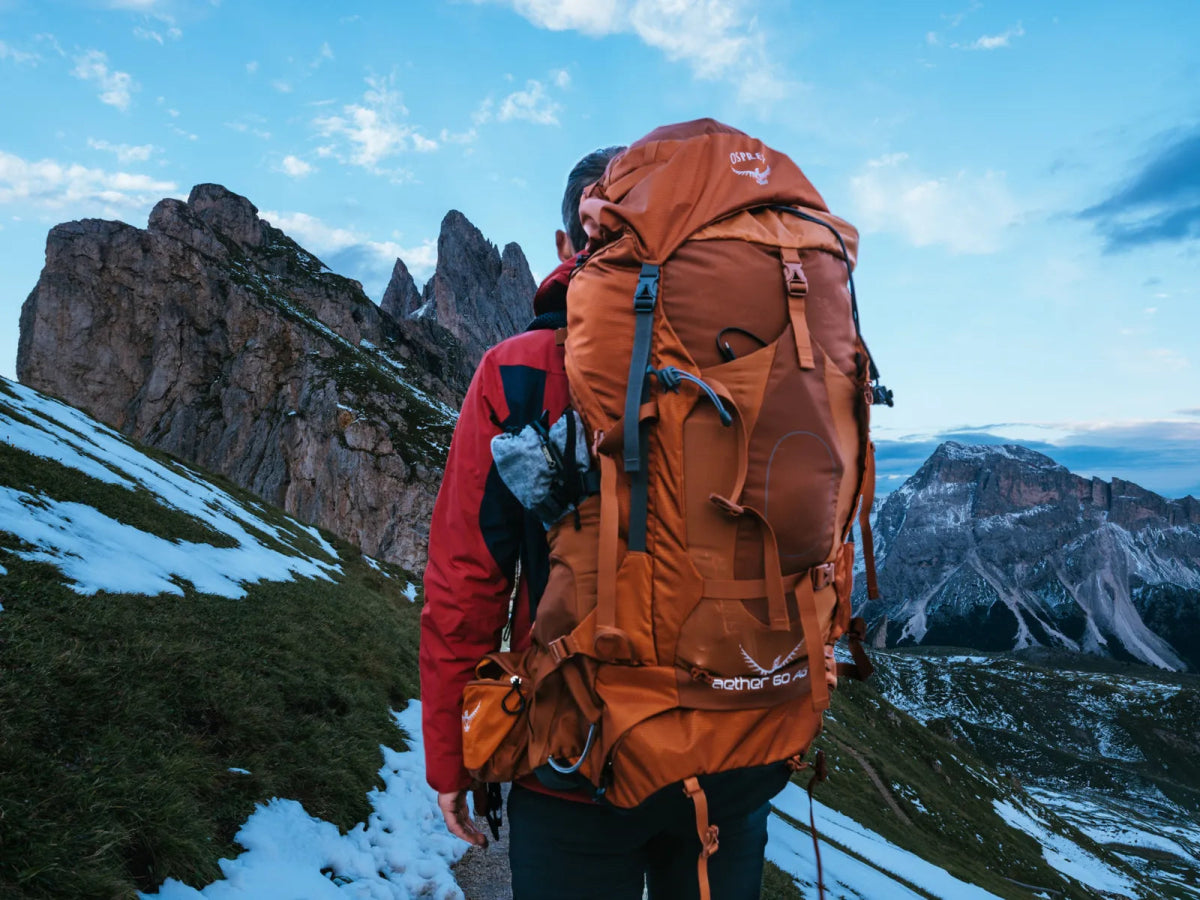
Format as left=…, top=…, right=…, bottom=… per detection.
left=228, top=768, right=251, bottom=775
left=0, top=379, right=340, bottom=598
left=992, top=798, right=1138, bottom=896
left=769, top=784, right=1002, bottom=899
left=402, top=582, right=418, bottom=603
left=143, top=701, right=467, bottom=900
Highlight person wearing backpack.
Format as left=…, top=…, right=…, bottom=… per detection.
left=421, top=120, right=886, bottom=900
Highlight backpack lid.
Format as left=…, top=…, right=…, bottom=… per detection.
left=579, top=118, right=831, bottom=264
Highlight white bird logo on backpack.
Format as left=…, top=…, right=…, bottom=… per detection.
left=462, top=702, right=482, bottom=733
left=739, top=641, right=804, bottom=676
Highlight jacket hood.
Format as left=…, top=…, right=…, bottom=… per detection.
left=532, top=254, right=581, bottom=316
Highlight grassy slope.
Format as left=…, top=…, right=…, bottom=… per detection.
left=0, top=427, right=422, bottom=899
left=760, top=664, right=1160, bottom=900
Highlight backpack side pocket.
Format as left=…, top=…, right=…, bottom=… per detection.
left=462, top=651, right=533, bottom=782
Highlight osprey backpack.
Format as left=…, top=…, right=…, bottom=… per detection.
left=462, top=118, right=889, bottom=898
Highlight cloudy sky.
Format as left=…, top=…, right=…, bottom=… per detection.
left=1, top=0, right=1198, bottom=496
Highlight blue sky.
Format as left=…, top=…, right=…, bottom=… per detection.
left=1, top=0, right=1198, bottom=496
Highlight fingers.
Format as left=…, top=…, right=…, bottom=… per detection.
left=438, top=790, right=489, bottom=847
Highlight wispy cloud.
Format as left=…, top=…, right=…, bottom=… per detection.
left=133, top=24, right=182, bottom=43
left=86, top=138, right=157, bottom=163
left=966, top=23, right=1024, bottom=50
left=72, top=50, right=137, bottom=110
left=259, top=209, right=436, bottom=298
left=477, top=0, right=789, bottom=107
left=0, top=150, right=176, bottom=213
left=310, top=41, right=334, bottom=69
left=0, top=40, right=41, bottom=65
left=312, top=74, right=437, bottom=176
left=849, top=152, right=1021, bottom=253
left=496, top=79, right=562, bottom=125
left=277, top=155, right=314, bottom=178
left=272, top=79, right=293, bottom=93
left=1078, top=125, right=1200, bottom=252
left=246, top=60, right=258, bottom=74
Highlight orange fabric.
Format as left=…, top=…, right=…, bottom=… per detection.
left=795, top=579, right=831, bottom=712
left=683, top=777, right=719, bottom=900
left=781, top=248, right=815, bottom=371
left=596, top=453, right=620, bottom=638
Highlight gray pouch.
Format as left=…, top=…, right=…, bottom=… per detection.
left=491, top=410, right=596, bottom=528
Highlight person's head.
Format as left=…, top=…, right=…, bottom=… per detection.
left=556, top=145, right=625, bottom=261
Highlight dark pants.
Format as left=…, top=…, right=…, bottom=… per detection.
left=508, top=765, right=789, bottom=900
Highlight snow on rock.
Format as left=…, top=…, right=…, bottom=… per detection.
left=143, top=702, right=467, bottom=900
left=768, top=783, right=1003, bottom=899
left=0, top=379, right=340, bottom=599
left=992, top=798, right=1138, bottom=897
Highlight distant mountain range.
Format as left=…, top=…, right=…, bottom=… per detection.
left=858, top=442, right=1200, bottom=671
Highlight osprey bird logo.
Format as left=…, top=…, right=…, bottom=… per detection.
left=461, top=702, right=482, bottom=733
left=739, top=642, right=804, bottom=676
left=732, top=165, right=771, bottom=185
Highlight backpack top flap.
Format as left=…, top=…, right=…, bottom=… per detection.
left=578, top=118, right=833, bottom=264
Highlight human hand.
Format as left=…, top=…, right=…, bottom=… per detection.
left=437, top=789, right=489, bottom=847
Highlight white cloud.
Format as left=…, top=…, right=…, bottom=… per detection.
left=0, top=40, right=41, bottom=65
left=0, top=150, right=176, bottom=213
left=246, top=60, right=258, bottom=74
left=412, top=133, right=439, bottom=152
left=481, top=0, right=788, bottom=107
left=970, top=23, right=1024, bottom=50
left=87, top=138, right=157, bottom=163
left=849, top=153, right=1021, bottom=254
left=72, top=50, right=137, bottom=111
left=272, top=79, right=293, bottom=93
left=439, top=127, right=478, bottom=145
left=551, top=67, right=571, bottom=88
left=497, top=79, right=561, bottom=125
left=312, top=74, right=429, bottom=174
left=311, top=41, right=334, bottom=68
left=279, top=155, right=314, bottom=177
left=259, top=209, right=438, bottom=297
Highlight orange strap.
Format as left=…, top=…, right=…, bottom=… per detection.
left=554, top=327, right=568, bottom=346
left=834, top=617, right=876, bottom=682
left=795, top=579, right=830, bottom=712
left=707, top=500, right=790, bottom=631
left=596, top=453, right=620, bottom=637
left=683, top=777, right=719, bottom=900
left=859, top=441, right=880, bottom=600
left=781, top=248, right=815, bottom=371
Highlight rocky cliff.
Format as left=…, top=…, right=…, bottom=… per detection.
left=381, top=210, right=536, bottom=368
left=858, top=442, right=1200, bottom=671
left=16, top=184, right=533, bottom=570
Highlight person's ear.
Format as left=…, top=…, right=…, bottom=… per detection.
left=555, top=229, right=575, bottom=262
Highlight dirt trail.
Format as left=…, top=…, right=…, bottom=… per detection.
left=839, top=744, right=913, bottom=826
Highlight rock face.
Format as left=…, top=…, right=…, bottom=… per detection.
left=381, top=210, right=536, bottom=367
left=16, top=184, right=532, bottom=570
left=859, top=442, right=1200, bottom=671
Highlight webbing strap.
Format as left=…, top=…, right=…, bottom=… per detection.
left=596, top=453, right=620, bottom=637
left=780, top=248, right=815, bottom=371
left=835, top=616, right=876, bottom=682
left=625, top=264, right=659, bottom=552
left=706, top=377, right=749, bottom=505
left=859, top=441, right=880, bottom=600
left=795, top=579, right=830, bottom=712
left=683, top=777, right=719, bottom=900
left=707, top=500, right=790, bottom=631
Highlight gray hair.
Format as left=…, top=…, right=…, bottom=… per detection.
left=561, top=145, right=625, bottom=252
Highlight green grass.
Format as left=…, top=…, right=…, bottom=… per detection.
left=760, top=859, right=805, bottom=900
left=0, top=539, right=422, bottom=899
left=803, top=670, right=1149, bottom=900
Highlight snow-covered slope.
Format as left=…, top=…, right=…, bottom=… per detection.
left=1, top=377, right=340, bottom=597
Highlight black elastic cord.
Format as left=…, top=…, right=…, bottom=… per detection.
left=716, top=326, right=768, bottom=362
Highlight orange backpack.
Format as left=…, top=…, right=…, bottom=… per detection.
left=462, top=118, right=888, bottom=892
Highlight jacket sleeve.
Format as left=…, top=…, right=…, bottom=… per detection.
left=420, top=351, right=523, bottom=793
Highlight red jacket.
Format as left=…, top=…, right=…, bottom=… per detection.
left=420, top=259, right=574, bottom=793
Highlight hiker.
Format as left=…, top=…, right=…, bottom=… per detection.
left=421, top=120, right=884, bottom=900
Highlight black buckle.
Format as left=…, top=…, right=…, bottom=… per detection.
left=634, top=263, right=659, bottom=312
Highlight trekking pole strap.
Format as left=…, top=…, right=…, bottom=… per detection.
left=683, top=777, right=720, bottom=900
